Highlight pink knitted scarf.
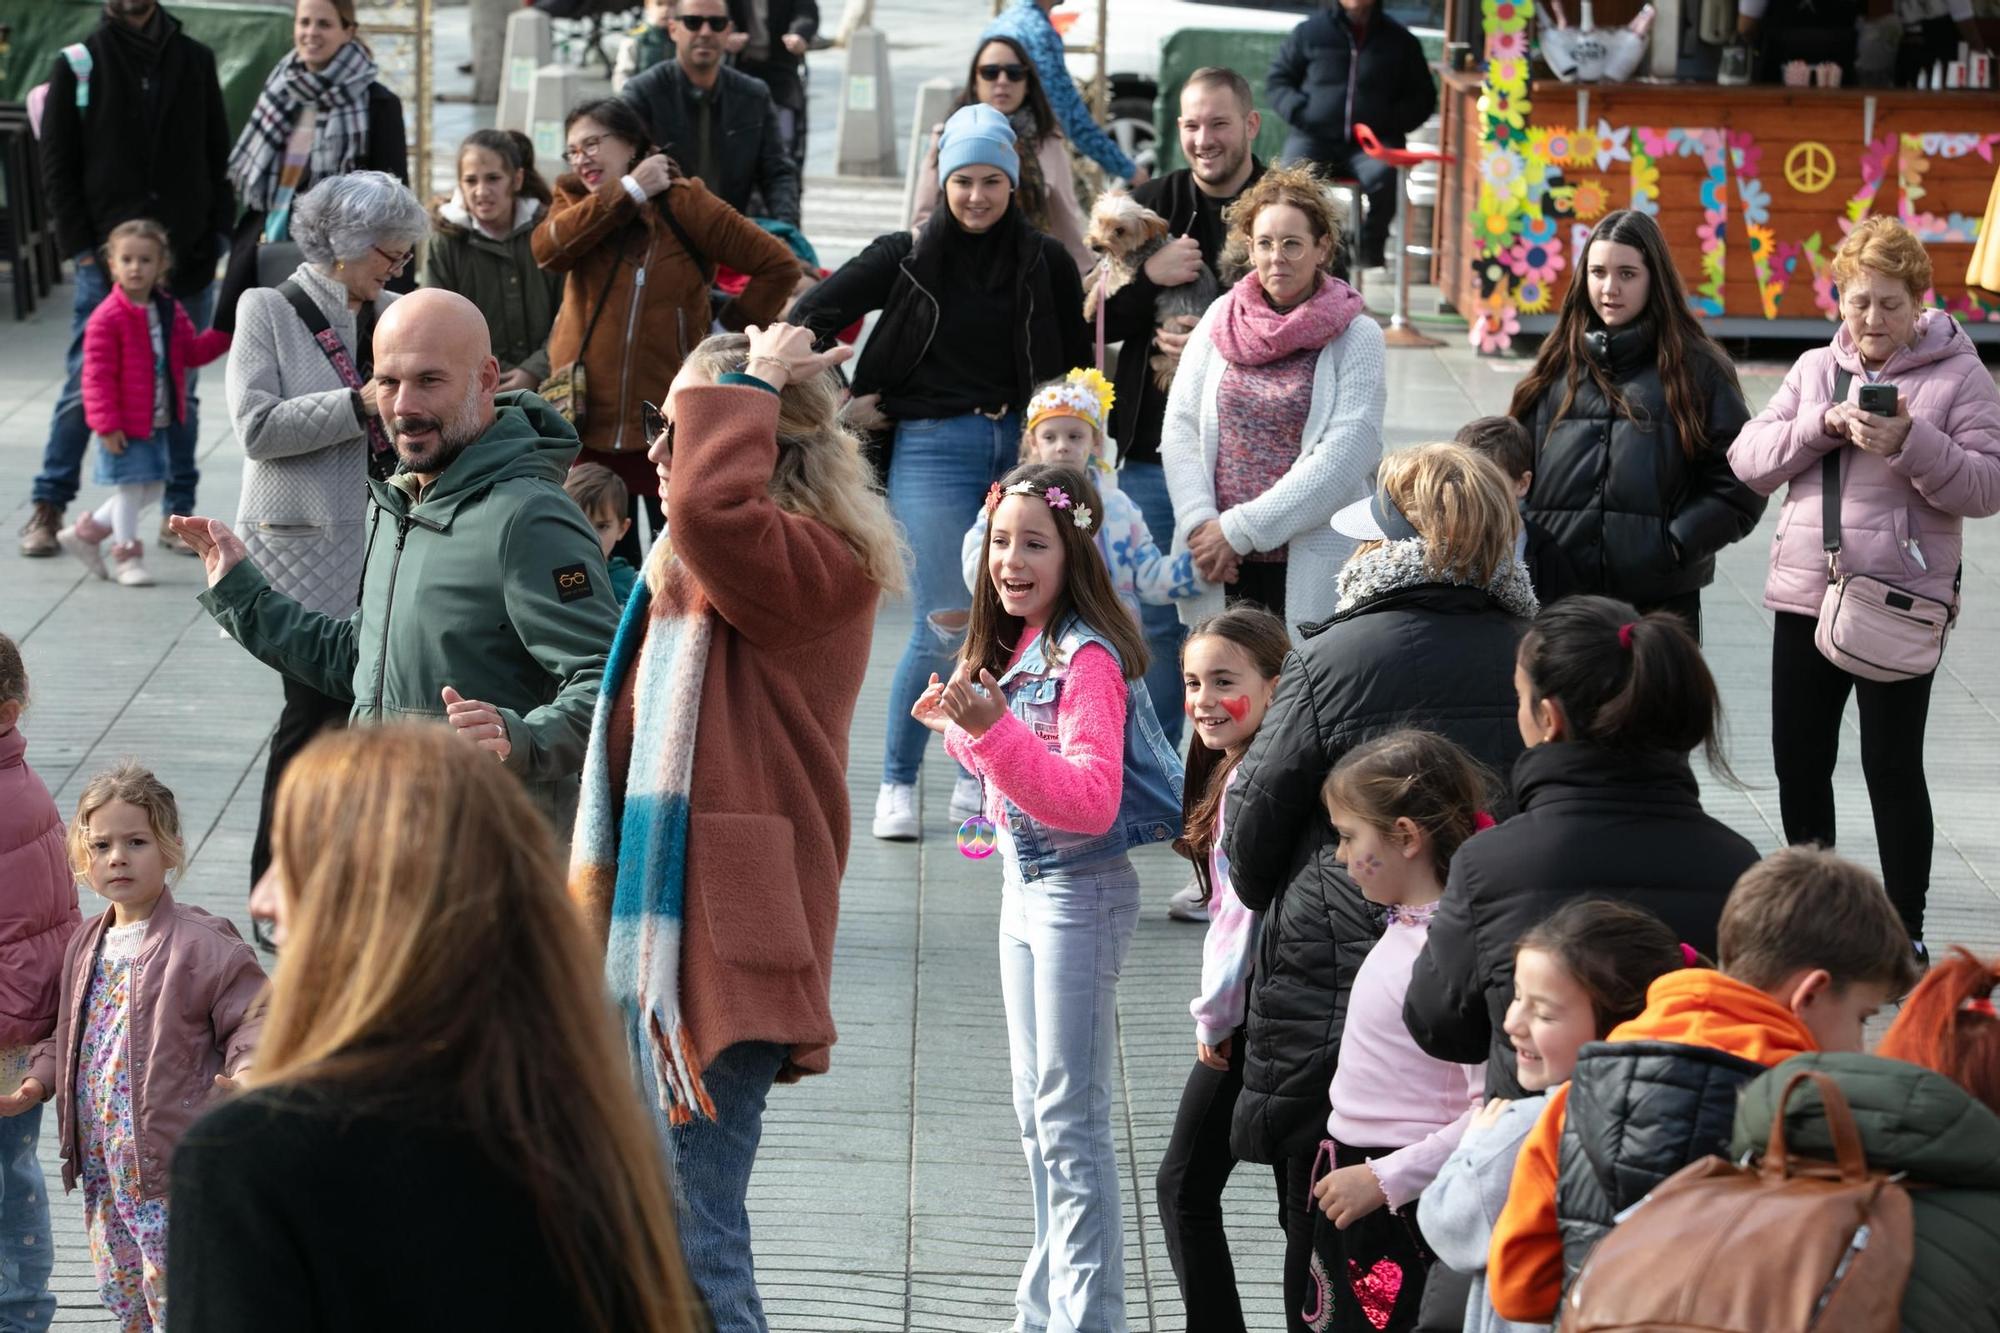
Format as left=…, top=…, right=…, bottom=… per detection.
left=1209, top=271, right=1366, bottom=367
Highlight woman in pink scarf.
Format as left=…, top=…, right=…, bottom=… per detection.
left=1160, top=162, right=1385, bottom=632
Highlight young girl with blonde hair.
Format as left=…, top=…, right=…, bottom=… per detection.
left=170, top=725, right=703, bottom=1332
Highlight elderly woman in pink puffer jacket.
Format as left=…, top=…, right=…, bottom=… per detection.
left=1730, top=216, right=2000, bottom=966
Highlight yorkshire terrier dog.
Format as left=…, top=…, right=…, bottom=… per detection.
left=1082, top=192, right=1221, bottom=390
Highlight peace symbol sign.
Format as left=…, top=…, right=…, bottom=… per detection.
left=1785, top=141, right=1837, bottom=195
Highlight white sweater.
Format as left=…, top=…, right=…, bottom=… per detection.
left=1159, top=298, right=1386, bottom=632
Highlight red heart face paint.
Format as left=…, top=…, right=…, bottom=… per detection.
left=1220, top=695, right=1252, bottom=723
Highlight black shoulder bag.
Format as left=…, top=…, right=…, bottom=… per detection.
left=276, top=280, right=395, bottom=482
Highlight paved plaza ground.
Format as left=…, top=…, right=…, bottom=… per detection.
left=6, top=271, right=1997, bottom=1326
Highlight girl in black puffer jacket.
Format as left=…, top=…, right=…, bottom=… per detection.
left=1225, top=444, right=1533, bottom=1332
left=1509, top=210, right=1765, bottom=639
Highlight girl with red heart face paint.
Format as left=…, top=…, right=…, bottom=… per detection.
left=1301, top=729, right=1494, bottom=1333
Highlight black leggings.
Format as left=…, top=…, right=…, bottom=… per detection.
left=1156, top=1040, right=1247, bottom=1333
left=1278, top=1150, right=1318, bottom=1333
left=1770, top=611, right=1937, bottom=937
left=251, top=675, right=351, bottom=886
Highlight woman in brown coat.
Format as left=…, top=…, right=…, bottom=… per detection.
left=532, top=97, right=796, bottom=548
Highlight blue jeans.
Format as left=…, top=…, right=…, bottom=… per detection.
left=30, top=263, right=211, bottom=519
left=0, top=1103, right=54, bottom=1333
left=999, top=858, right=1142, bottom=1333
left=883, top=412, right=1021, bottom=785
left=1115, top=461, right=1187, bottom=748
left=652, top=1039, right=786, bottom=1333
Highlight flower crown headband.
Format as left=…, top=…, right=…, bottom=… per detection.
left=1024, top=367, right=1116, bottom=438
left=986, top=480, right=1094, bottom=532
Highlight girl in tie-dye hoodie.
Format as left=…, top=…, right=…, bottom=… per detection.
left=1155, top=605, right=1290, bottom=1333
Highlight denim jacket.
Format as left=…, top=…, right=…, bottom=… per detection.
left=997, top=615, right=1184, bottom=879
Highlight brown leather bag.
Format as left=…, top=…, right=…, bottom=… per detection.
left=1562, top=1069, right=1913, bottom=1333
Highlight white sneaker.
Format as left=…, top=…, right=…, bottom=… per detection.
left=1167, top=879, right=1210, bottom=923
left=949, top=772, right=984, bottom=821
left=872, top=782, right=920, bottom=841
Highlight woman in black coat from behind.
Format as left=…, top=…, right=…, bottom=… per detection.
left=1509, top=210, right=1764, bottom=640
left=1224, top=443, right=1534, bottom=1333
left=1403, top=595, right=1760, bottom=1102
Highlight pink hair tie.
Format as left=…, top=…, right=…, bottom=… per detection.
left=1617, top=622, right=1637, bottom=651
left=1680, top=942, right=1699, bottom=967
left=1473, top=811, right=1498, bottom=833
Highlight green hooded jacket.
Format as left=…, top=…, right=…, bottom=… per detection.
left=1731, top=1051, right=2000, bottom=1333
left=200, top=392, right=619, bottom=833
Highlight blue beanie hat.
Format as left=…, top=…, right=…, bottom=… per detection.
left=937, top=103, right=1020, bottom=187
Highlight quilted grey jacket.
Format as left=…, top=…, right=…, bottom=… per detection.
left=225, top=263, right=396, bottom=617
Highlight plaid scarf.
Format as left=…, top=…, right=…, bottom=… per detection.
left=568, top=556, right=717, bottom=1125
left=228, top=39, right=377, bottom=212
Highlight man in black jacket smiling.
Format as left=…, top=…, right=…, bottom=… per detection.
left=19, top=0, right=232, bottom=559
left=1266, top=0, right=1436, bottom=268
left=622, top=0, right=802, bottom=226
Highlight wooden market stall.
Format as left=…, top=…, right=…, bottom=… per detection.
left=1432, top=7, right=2000, bottom=346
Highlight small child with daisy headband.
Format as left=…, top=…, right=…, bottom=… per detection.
left=961, top=368, right=1207, bottom=617
left=913, top=462, right=1185, bottom=1332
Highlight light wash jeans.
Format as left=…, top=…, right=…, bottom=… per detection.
left=0, top=1103, right=54, bottom=1333
left=1000, top=856, right=1142, bottom=1333
left=1115, top=461, right=1187, bottom=748
left=648, top=1038, right=787, bottom=1333
left=883, top=412, right=1021, bottom=785
left=31, top=264, right=211, bottom=520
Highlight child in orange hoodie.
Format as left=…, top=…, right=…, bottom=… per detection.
left=1486, top=846, right=1919, bottom=1323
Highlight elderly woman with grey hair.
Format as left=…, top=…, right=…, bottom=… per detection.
left=224, top=168, right=428, bottom=895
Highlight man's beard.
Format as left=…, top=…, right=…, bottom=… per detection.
left=1193, top=144, right=1249, bottom=184
left=393, top=386, right=488, bottom=476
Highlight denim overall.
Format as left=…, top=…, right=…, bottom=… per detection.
left=992, top=617, right=1183, bottom=1333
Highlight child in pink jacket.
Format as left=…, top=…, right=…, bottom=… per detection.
left=59, top=219, right=230, bottom=588
left=0, top=635, right=81, bottom=1330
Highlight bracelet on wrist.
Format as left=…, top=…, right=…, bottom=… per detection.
left=618, top=174, right=649, bottom=206
left=746, top=356, right=789, bottom=380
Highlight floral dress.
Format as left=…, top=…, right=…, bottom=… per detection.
left=75, top=920, right=168, bottom=1332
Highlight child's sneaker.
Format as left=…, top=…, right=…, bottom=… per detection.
left=949, top=771, right=984, bottom=821
left=110, top=541, right=155, bottom=587
left=56, top=513, right=111, bottom=580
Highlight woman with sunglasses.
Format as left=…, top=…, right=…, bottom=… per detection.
left=1160, top=161, right=1383, bottom=633
left=534, top=97, right=798, bottom=563
left=215, top=0, right=411, bottom=334
left=790, top=102, right=1092, bottom=843
left=910, top=35, right=1092, bottom=276
left=221, top=169, right=428, bottom=896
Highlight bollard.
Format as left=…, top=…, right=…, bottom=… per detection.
left=901, top=77, right=957, bottom=227
left=834, top=25, right=898, bottom=178
left=527, top=64, right=583, bottom=168
left=469, top=0, right=514, bottom=105
left=498, top=8, right=554, bottom=133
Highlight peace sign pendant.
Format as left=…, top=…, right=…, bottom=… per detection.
left=957, top=815, right=998, bottom=859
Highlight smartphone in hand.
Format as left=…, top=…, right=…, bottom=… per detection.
left=1858, top=383, right=1899, bottom=417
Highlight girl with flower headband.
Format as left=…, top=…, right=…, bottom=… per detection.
left=912, top=460, right=1184, bottom=1333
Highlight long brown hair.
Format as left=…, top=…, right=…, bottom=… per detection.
left=962, top=463, right=1147, bottom=681
left=1878, top=948, right=2000, bottom=1115
left=956, top=34, right=1056, bottom=145
left=1507, top=209, right=1740, bottom=460
left=1176, top=606, right=1290, bottom=898
left=458, top=128, right=554, bottom=207
left=252, top=726, right=701, bottom=1333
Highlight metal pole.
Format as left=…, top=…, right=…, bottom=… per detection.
left=1382, top=163, right=1444, bottom=348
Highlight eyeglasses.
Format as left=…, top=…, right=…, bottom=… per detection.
left=675, top=13, right=730, bottom=31
left=643, top=400, right=673, bottom=458
left=977, top=62, right=1029, bottom=83
left=1252, top=236, right=1312, bottom=261
left=372, top=245, right=413, bottom=275
left=561, top=134, right=613, bottom=165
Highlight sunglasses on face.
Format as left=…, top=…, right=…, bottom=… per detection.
left=977, top=63, right=1028, bottom=83
left=643, top=400, right=674, bottom=457
left=676, top=13, right=730, bottom=31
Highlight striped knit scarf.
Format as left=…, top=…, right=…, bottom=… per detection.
left=569, top=556, right=717, bottom=1125
left=228, top=39, right=377, bottom=213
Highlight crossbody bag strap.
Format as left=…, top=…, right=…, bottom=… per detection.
left=1822, top=368, right=1854, bottom=563
left=656, top=185, right=712, bottom=280
left=277, top=279, right=393, bottom=470
left=574, top=249, right=625, bottom=358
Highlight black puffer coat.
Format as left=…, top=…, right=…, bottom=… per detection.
left=1518, top=321, right=1764, bottom=606
left=1556, top=1038, right=1765, bottom=1287
left=1403, top=743, right=1760, bottom=1099
left=1265, top=9, right=1437, bottom=159
left=1224, top=559, right=1532, bottom=1165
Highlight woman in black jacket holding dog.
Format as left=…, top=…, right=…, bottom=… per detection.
left=1223, top=443, right=1532, bottom=1333
left=1509, top=210, right=1763, bottom=641
left=789, top=102, right=1090, bottom=844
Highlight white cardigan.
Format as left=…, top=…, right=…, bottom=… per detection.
left=1161, top=298, right=1387, bottom=631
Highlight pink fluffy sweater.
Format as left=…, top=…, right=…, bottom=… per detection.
left=943, top=632, right=1128, bottom=839
left=81, top=286, right=231, bottom=439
